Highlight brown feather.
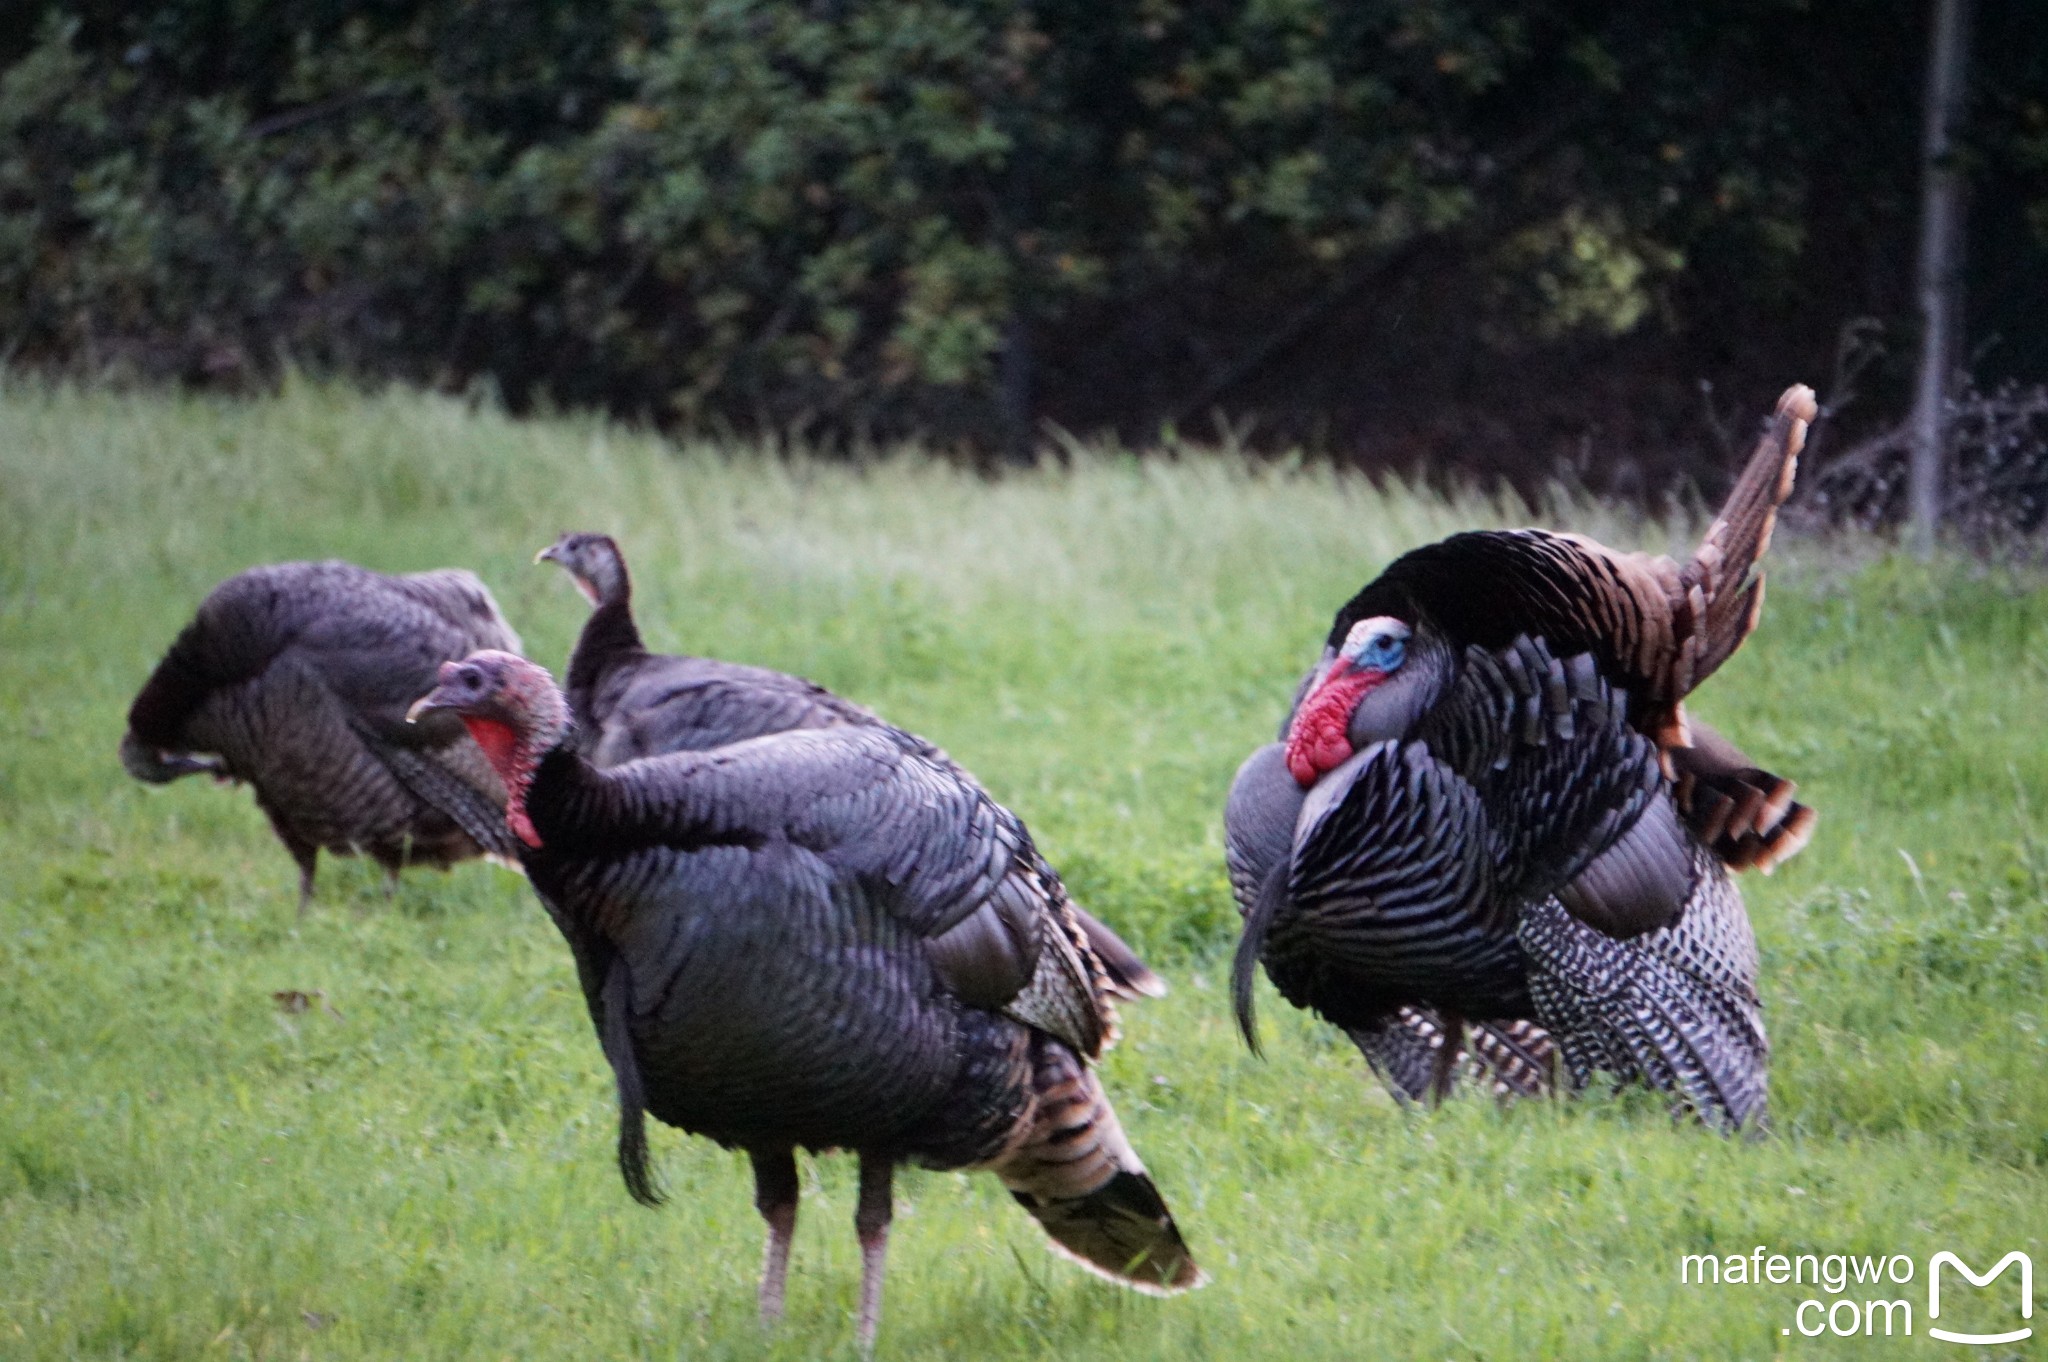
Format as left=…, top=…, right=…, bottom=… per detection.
left=1681, top=384, right=1814, bottom=689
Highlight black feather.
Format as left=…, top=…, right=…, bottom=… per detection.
left=600, top=957, right=664, bottom=1207
left=1231, top=864, right=1289, bottom=1056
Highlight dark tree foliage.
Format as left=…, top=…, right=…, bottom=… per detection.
left=3, top=0, right=2045, bottom=485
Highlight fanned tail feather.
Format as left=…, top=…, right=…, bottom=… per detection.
left=1680, top=384, right=1815, bottom=692
left=1672, top=759, right=1815, bottom=873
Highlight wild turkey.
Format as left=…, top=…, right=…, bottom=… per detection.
left=536, top=531, right=881, bottom=764
left=121, top=560, right=522, bottom=908
left=408, top=651, right=1201, bottom=1349
left=536, top=530, right=1164, bottom=1001
left=1224, top=385, right=1820, bottom=1130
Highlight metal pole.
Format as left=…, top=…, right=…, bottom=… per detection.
left=1907, top=0, right=1973, bottom=556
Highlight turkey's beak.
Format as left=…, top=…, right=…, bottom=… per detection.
left=534, top=544, right=560, bottom=566
left=405, top=663, right=467, bottom=723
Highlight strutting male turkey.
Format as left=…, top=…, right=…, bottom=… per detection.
left=121, top=560, right=522, bottom=909
left=535, top=530, right=1164, bottom=1001
left=1225, top=386, right=1820, bottom=1131
left=409, top=651, right=1202, bottom=1351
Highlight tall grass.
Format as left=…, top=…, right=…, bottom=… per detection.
left=2, top=378, right=2043, bottom=1359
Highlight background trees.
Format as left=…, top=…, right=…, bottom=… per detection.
left=5, top=0, right=2045, bottom=492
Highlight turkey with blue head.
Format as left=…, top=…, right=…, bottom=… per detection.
left=1225, top=385, right=1820, bottom=1130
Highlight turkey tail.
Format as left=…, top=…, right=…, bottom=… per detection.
left=996, top=1038, right=1202, bottom=1294
left=1679, top=384, right=1815, bottom=693
left=599, top=958, right=664, bottom=1207
left=1672, top=760, right=1816, bottom=873
left=1072, top=907, right=1166, bottom=1001
left=1671, top=719, right=1816, bottom=873
left=1230, top=864, right=1289, bottom=1056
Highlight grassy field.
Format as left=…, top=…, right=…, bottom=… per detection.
left=2, top=378, right=2044, bottom=1360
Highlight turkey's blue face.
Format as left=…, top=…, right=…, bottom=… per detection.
left=1337, top=617, right=1409, bottom=676
left=1285, top=616, right=1411, bottom=785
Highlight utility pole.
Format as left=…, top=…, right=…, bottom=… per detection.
left=1907, top=0, right=1973, bottom=556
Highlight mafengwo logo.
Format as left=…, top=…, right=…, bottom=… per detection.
left=1679, top=1248, right=2033, bottom=1343
left=1928, top=1252, right=2032, bottom=1346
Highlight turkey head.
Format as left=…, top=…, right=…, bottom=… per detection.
left=408, top=650, right=568, bottom=849
left=1283, top=616, right=1452, bottom=785
left=536, top=531, right=628, bottom=608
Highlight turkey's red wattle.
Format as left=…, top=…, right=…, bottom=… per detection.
left=1284, top=668, right=1384, bottom=786
left=462, top=715, right=544, bottom=848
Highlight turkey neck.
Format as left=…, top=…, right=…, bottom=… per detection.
left=514, top=744, right=589, bottom=854
left=566, top=581, right=647, bottom=701
left=463, top=715, right=570, bottom=850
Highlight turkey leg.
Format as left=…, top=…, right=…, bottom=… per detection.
left=853, top=1153, right=894, bottom=1354
left=272, top=824, right=318, bottom=916
left=750, top=1148, right=799, bottom=1326
left=1428, top=1009, right=1466, bottom=1103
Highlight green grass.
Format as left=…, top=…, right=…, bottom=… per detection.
left=2, top=377, right=2044, bottom=1360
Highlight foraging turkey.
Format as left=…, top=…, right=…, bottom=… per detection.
left=536, top=529, right=1163, bottom=1001
left=408, top=651, right=1201, bottom=1349
left=121, top=560, right=522, bottom=908
left=1225, top=385, right=1820, bottom=1130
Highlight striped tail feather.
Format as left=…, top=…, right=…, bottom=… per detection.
left=1519, top=847, right=1769, bottom=1132
left=1349, top=1009, right=1556, bottom=1103
left=993, top=1037, right=1202, bottom=1294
